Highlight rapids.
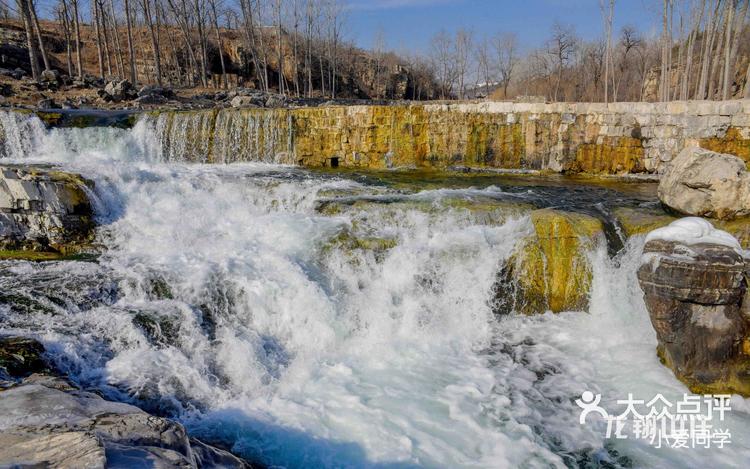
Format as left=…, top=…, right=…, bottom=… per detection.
left=0, top=110, right=748, bottom=468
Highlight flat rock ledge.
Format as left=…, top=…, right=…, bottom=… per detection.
left=637, top=222, right=750, bottom=396
left=0, top=336, right=251, bottom=468
left=0, top=165, right=95, bottom=260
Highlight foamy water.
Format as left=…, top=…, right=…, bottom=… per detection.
left=0, top=110, right=748, bottom=468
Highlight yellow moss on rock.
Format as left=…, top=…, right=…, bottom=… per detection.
left=572, top=137, right=645, bottom=174
left=504, top=209, right=604, bottom=314
left=700, top=127, right=750, bottom=166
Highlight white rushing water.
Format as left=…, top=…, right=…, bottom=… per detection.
left=1, top=111, right=749, bottom=468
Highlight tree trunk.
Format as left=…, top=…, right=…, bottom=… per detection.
left=721, top=0, right=735, bottom=100
left=60, top=1, right=74, bottom=76
left=123, top=0, right=137, bottom=83
left=17, top=0, right=39, bottom=80
left=142, top=0, right=162, bottom=85
left=109, top=0, right=125, bottom=77
left=28, top=0, right=50, bottom=71
left=210, top=0, right=227, bottom=89
left=92, top=0, right=105, bottom=78
left=98, top=1, right=113, bottom=76
left=71, top=0, right=83, bottom=79
left=708, top=4, right=728, bottom=99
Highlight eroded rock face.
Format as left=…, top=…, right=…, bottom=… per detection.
left=658, top=147, right=750, bottom=220
left=637, top=223, right=750, bottom=396
left=0, top=337, right=250, bottom=468
left=0, top=165, right=95, bottom=257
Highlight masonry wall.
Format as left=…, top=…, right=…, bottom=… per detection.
left=289, top=100, right=750, bottom=173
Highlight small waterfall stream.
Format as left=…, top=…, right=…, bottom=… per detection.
left=0, top=110, right=748, bottom=468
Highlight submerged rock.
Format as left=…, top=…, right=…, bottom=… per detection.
left=0, top=165, right=95, bottom=259
left=637, top=218, right=750, bottom=396
left=658, top=147, right=750, bottom=220
left=494, top=209, right=603, bottom=314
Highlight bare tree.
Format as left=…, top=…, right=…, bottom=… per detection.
left=547, top=22, right=577, bottom=102
left=493, top=32, right=518, bottom=99
left=372, top=27, right=386, bottom=98
left=140, top=0, right=163, bottom=85
left=109, top=0, right=125, bottom=77
left=475, top=36, right=492, bottom=98
left=430, top=29, right=456, bottom=99
left=454, top=28, right=473, bottom=99
left=57, top=0, right=74, bottom=76
left=599, top=0, right=615, bottom=103
left=209, top=0, right=228, bottom=88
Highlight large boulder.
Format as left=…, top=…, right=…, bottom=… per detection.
left=0, top=165, right=95, bottom=258
left=658, top=146, right=750, bottom=220
left=637, top=218, right=750, bottom=395
left=100, top=79, right=137, bottom=102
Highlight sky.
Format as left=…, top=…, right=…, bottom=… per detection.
left=345, top=0, right=662, bottom=54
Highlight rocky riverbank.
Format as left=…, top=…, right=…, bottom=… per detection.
left=0, top=165, right=96, bottom=260
left=0, top=336, right=252, bottom=468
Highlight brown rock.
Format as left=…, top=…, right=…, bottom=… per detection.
left=637, top=237, right=750, bottom=395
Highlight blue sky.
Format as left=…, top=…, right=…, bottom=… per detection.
left=345, top=0, right=661, bottom=54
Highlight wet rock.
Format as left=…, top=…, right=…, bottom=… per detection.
left=637, top=221, right=750, bottom=396
left=0, top=379, right=250, bottom=468
left=658, top=147, right=750, bottom=220
left=0, top=336, right=48, bottom=378
left=0, top=165, right=95, bottom=258
left=494, top=209, right=603, bottom=314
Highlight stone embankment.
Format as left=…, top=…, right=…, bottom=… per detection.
left=128, top=99, right=750, bottom=174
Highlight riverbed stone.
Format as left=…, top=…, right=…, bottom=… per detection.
left=637, top=234, right=750, bottom=396
left=0, top=165, right=95, bottom=259
left=658, top=147, right=750, bottom=220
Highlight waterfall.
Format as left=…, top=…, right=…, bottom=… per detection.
left=135, top=109, right=294, bottom=164
left=1, top=109, right=749, bottom=468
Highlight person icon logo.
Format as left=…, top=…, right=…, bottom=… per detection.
left=576, top=390, right=608, bottom=424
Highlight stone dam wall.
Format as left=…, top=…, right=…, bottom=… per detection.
left=25, top=100, right=750, bottom=174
